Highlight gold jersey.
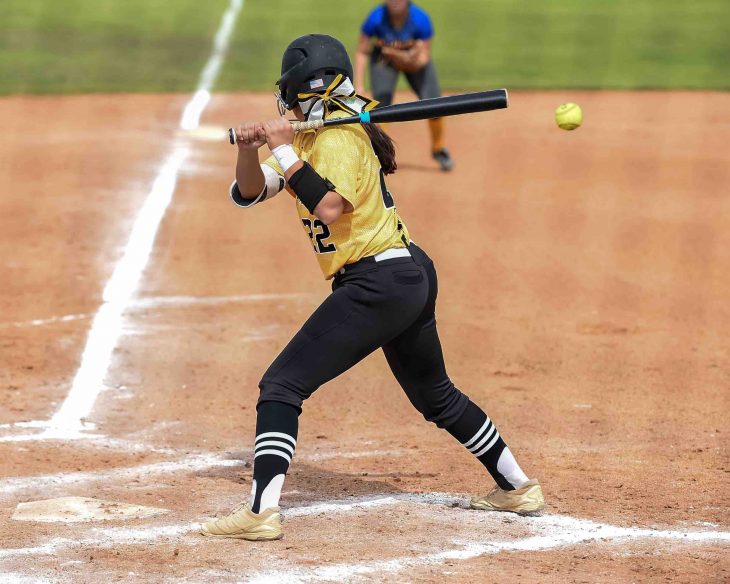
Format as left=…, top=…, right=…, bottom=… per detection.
left=263, top=111, right=409, bottom=279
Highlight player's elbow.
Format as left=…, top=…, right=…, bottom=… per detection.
left=236, top=176, right=266, bottom=199
left=314, top=206, right=342, bottom=226
left=241, top=185, right=264, bottom=199
left=356, top=34, right=371, bottom=55
left=313, top=192, right=345, bottom=225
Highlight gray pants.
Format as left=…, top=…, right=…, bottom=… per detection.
left=369, top=58, right=441, bottom=106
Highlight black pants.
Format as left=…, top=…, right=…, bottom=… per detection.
left=259, top=244, right=469, bottom=428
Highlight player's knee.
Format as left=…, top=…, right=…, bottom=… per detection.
left=258, top=379, right=306, bottom=412
left=419, top=381, right=468, bottom=429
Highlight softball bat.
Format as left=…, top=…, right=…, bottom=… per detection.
left=228, top=89, right=508, bottom=145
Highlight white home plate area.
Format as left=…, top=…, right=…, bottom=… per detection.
left=1, top=445, right=728, bottom=581
left=11, top=497, right=168, bottom=524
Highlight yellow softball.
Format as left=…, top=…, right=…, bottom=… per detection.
left=555, top=102, right=583, bottom=131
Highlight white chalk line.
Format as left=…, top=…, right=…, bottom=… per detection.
left=4, top=443, right=723, bottom=577
left=0, top=573, right=49, bottom=584
left=132, top=292, right=311, bottom=310
left=180, top=0, right=243, bottom=130
left=0, top=453, right=243, bottom=496
left=1, top=493, right=727, bottom=570
left=249, top=509, right=730, bottom=584
left=0, top=525, right=198, bottom=561
left=43, top=144, right=189, bottom=438
left=21, top=0, right=244, bottom=442
left=2, top=312, right=91, bottom=329
left=0, top=429, right=99, bottom=443
left=1, top=292, right=312, bottom=330
left=0, top=433, right=179, bottom=456
left=176, top=124, right=230, bottom=141
left=0, top=448, right=408, bottom=497
left=302, top=448, right=406, bottom=462
left=285, top=492, right=463, bottom=518
left=0, top=293, right=307, bottom=439
left=0, top=497, right=424, bottom=561
left=120, top=321, right=281, bottom=338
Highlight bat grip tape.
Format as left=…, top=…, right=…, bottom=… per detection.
left=359, top=111, right=371, bottom=123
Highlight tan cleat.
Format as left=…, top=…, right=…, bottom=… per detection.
left=470, top=479, right=545, bottom=516
left=200, top=503, right=283, bottom=541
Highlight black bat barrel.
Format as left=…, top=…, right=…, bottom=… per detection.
left=229, top=89, right=509, bottom=142
left=369, top=89, right=508, bottom=124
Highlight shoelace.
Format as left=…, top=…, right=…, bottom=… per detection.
left=229, top=502, right=248, bottom=515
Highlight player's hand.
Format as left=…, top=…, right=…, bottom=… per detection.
left=264, top=117, right=295, bottom=150
left=380, top=46, right=401, bottom=67
left=381, top=44, right=424, bottom=74
left=234, top=122, right=266, bottom=150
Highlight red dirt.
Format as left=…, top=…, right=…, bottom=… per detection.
left=0, top=91, right=728, bottom=582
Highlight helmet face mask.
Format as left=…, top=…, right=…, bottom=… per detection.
left=274, top=90, right=288, bottom=115
left=276, top=34, right=353, bottom=111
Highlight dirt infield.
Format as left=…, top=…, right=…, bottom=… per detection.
left=1, top=91, right=728, bottom=582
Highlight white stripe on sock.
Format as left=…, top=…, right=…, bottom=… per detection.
left=254, top=449, right=292, bottom=464
left=467, top=423, right=496, bottom=454
left=473, top=430, right=501, bottom=458
left=254, top=440, right=295, bottom=455
left=255, top=432, right=296, bottom=447
left=462, top=417, right=491, bottom=448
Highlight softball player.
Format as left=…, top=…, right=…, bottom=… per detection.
left=201, top=34, right=544, bottom=541
left=355, top=0, right=453, bottom=171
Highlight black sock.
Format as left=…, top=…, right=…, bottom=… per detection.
left=250, top=401, right=298, bottom=513
left=445, top=400, right=528, bottom=491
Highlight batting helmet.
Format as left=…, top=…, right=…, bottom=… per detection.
left=276, top=34, right=353, bottom=110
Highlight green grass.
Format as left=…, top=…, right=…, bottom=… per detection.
left=0, top=0, right=229, bottom=94
left=1, top=0, right=729, bottom=94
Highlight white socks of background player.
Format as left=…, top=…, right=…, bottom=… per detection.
left=447, top=400, right=529, bottom=490
left=250, top=402, right=298, bottom=513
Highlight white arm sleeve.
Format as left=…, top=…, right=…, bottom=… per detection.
left=229, top=164, right=286, bottom=208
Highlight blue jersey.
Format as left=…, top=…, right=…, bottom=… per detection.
left=361, top=3, right=434, bottom=44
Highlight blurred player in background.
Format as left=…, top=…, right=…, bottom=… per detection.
left=355, top=0, right=454, bottom=171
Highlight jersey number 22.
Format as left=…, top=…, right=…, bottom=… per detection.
left=302, top=218, right=336, bottom=254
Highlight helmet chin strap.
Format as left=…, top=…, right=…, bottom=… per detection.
left=296, top=74, right=378, bottom=124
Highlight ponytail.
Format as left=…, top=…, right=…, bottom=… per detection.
left=363, top=123, right=397, bottom=175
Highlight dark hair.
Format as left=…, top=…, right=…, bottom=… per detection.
left=363, top=123, right=397, bottom=175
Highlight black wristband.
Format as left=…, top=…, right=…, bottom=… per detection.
left=288, top=162, right=336, bottom=214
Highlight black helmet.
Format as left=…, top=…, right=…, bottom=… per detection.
left=276, top=34, right=353, bottom=110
